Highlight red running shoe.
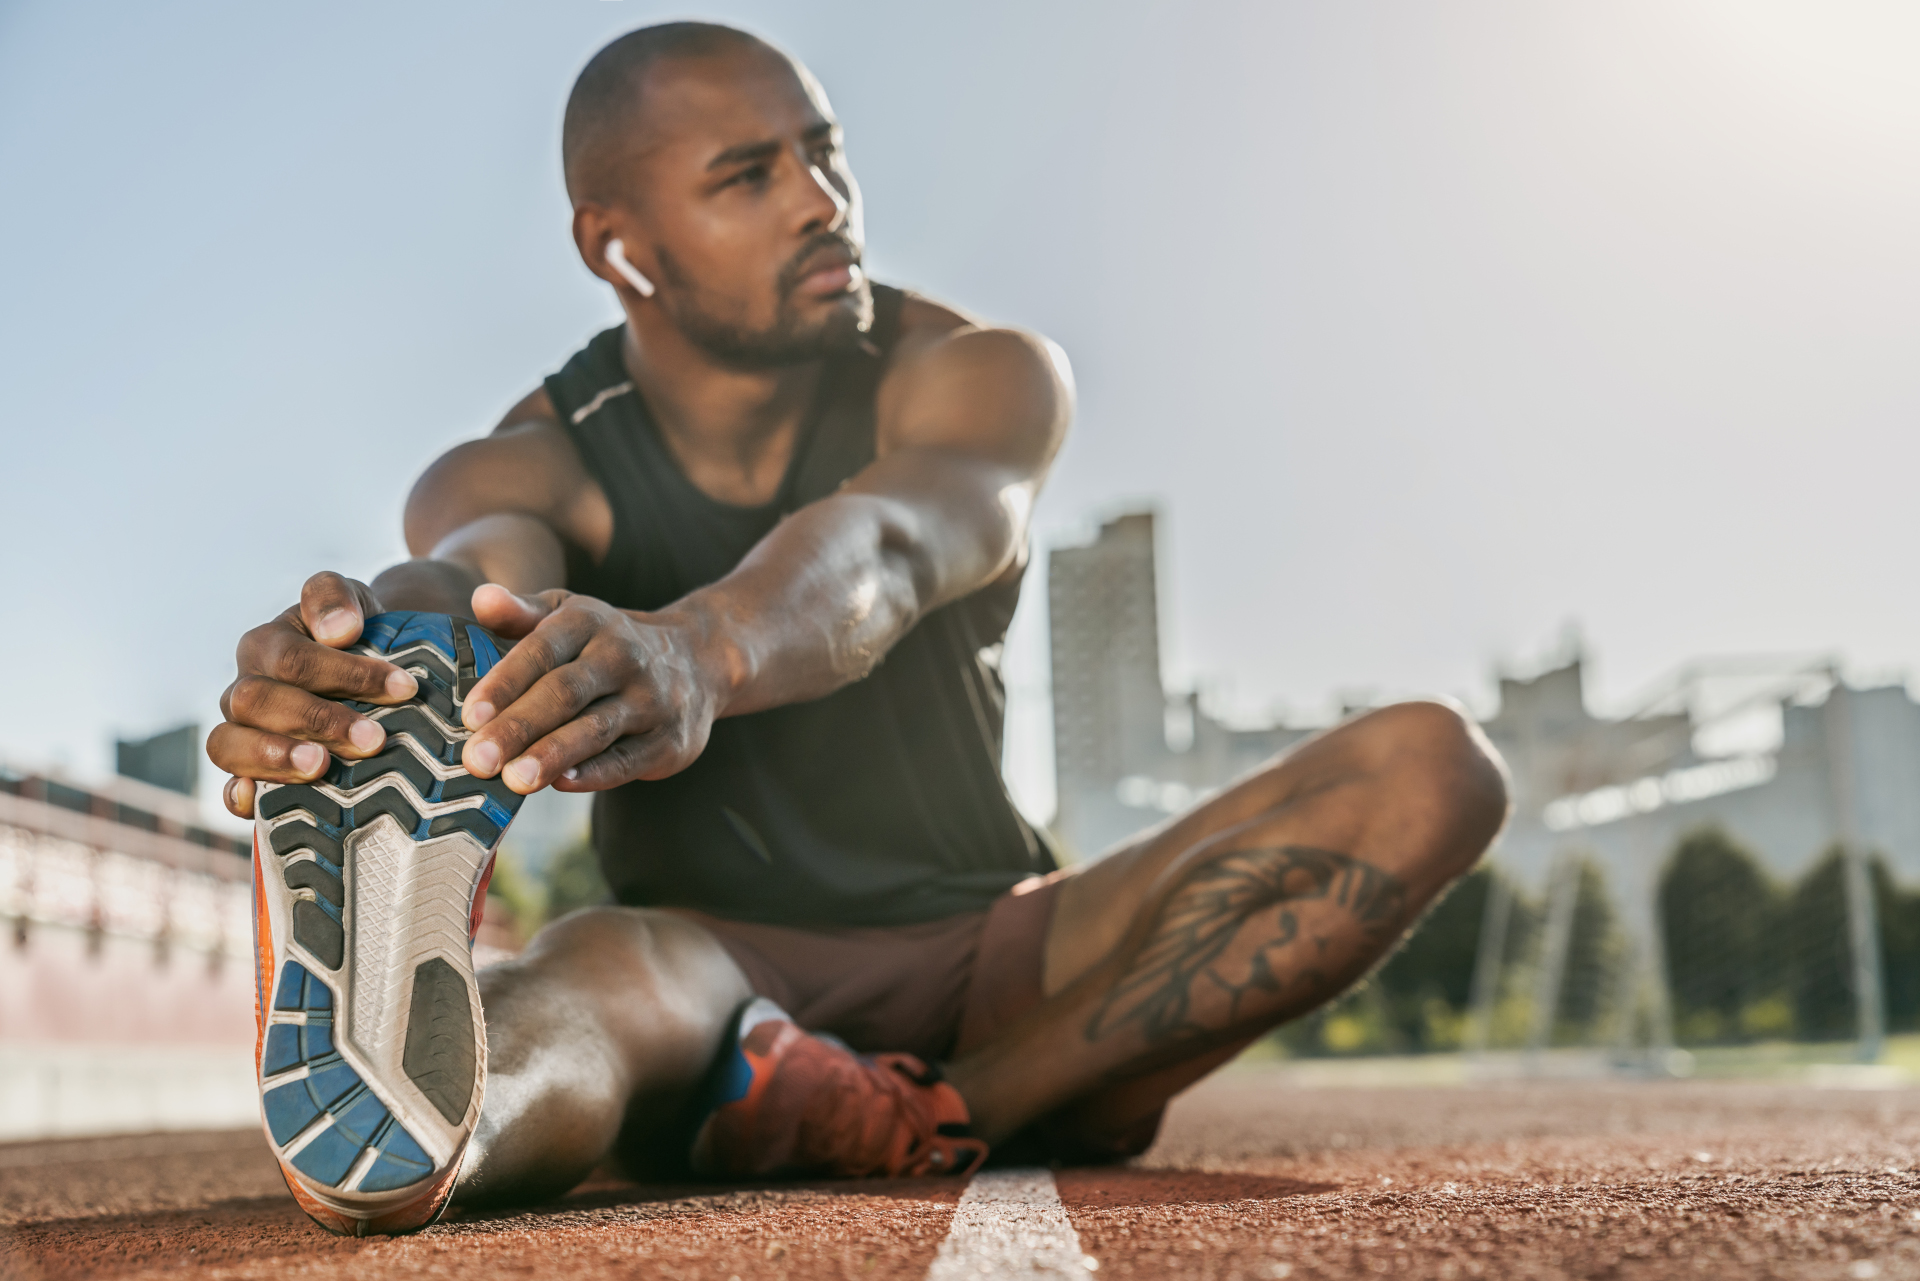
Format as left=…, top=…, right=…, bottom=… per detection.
left=690, top=999, right=988, bottom=1180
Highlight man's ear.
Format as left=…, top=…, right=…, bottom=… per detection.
left=604, top=240, right=656, bottom=298
left=573, top=205, right=658, bottom=299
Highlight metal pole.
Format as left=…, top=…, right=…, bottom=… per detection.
left=1465, top=869, right=1515, bottom=1059
left=1642, top=872, right=1677, bottom=1066
left=1527, top=847, right=1582, bottom=1066
left=1824, top=677, right=1885, bottom=1062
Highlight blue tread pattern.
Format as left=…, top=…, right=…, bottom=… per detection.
left=261, top=961, right=434, bottom=1192
left=255, top=613, right=514, bottom=1206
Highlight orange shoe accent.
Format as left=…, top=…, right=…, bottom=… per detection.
left=692, top=1016, right=988, bottom=1180
left=278, top=1159, right=461, bottom=1237
left=250, top=831, right=274, bottom=1057
left=467, top=853, right=496, bottom=942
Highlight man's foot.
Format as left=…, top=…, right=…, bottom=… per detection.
left=690, top=998, right=989, bottom=1180
left=250, top=612, right=523, bottom=1236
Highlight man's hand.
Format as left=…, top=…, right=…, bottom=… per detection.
left=207, top=572, right=421, bottom=819
left=462, top=583, right=725, bottom=795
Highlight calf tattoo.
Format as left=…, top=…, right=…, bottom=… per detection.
left=1085, top=845, right=1406, bottom=1047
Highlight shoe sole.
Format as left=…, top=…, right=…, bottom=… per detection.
left=250, top=612, right=522, bottom=1233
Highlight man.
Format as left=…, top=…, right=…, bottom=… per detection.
left=209, top=21, right=1509, bottom=1237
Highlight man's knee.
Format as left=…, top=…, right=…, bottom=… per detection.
left=482, top=905, right=747, bottom=1062
left=1348, top=700, right=1511, bottom=857
left=515, top=905, right=735, bottom=995
left=486, top=907, right=696, bottom=1013
left=509, top=905, right=649, bottom=977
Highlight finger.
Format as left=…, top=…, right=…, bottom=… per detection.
left=462, top=602, right=601, bottom=732
left=490, top=694, right=634, bottom=794
left=220, top=676, right=388, bottom=757
left=299, top=571, right=379, bottom=648
left=553, top=726, right=693, bottom=791
left=463, top=656, right=620, bottom=782
left=471, top=583, right=569, bottom=641
left=246, top=613, right=418, bottom=704
left=207, top=722, right=331, bottom=784
left=224, top=775, right=256, bottom=820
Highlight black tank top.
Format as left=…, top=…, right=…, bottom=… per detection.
left=543, top=286, right=1056, bottom=927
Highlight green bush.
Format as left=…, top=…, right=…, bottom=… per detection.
left=546, top=835, right=614, bottom=922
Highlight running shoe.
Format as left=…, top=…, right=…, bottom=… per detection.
left=249, top=612, right=523, bottom=1236
left=690, top=998, right=989, bottom=1179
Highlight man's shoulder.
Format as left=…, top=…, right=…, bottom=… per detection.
left=892, top=289, right=975, bottom=347
left=883, top=289, right=1066, bottom=391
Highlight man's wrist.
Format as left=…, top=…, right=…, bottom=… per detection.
left=654, top=594, right=755, bottom=719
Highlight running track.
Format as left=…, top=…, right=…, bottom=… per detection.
left=8, top=1064, right=1920, bottom=1280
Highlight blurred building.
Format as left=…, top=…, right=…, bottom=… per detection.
left=1048, top=512, right=1313, bottom=858
left=0, top=765, right=257, bottom=1138
left=1490, top=658, right=1920, bottom=885
left=0, top=746, right=535, bottom=1139
left=114, top=723, right=201, bottom=797
left=1047, top=509, right=1920, bottom=888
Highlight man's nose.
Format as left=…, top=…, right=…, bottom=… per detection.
left=797, top=161, right=849, bottom=235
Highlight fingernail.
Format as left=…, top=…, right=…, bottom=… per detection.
left=314, top=608, right=357, bottom=643
left=467, top=739, right=501, bottom=776
left=385, top=669, right=418, bottom=701
left=504, top=758, right=540, bottom=791
left=291, top=743, right=326, bottom=775
left=464, top=700, right=495, bottom=730
left=562, top=767, right=579, bottom=782
left=348, top=719, right=384, bottom=753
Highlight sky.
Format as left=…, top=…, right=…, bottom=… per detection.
left=4, top=1, right=1920, bottom=831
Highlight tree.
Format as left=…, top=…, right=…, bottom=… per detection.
left=1370, top=866, right=1515, bottom=1051
left=1658, top=827, right=1781, bottom=1042
left=1875, top=858, right=1920, bottom=1032
left=1787, top=848, right=1856, bottom=1041
left=1554, top=858, right=1620, bottom=1039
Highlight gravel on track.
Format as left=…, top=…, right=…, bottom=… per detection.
left=7, top=1067, right=1920, bottom=1280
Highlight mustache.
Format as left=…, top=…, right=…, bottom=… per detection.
left=776, top=232, right=862, bottom=300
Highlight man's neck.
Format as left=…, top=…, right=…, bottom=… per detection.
left=620, top=309, right=821, bottom=508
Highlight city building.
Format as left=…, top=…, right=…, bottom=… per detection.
left=1048, top=512, right=1312, bottom=858
left=0, top=750, right=530, bottom=1139
left=1047, top=510, right=1920, bottom=888
left=0, top=764, right=257, bottom=1137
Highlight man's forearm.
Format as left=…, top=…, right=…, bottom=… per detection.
left=671, top=488, right=999, bottom=720
left=375, top=511, right=573, bottom=621
left=370, top=559, right=489, bottom=618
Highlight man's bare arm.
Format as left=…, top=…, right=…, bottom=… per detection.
left=458, top=319, right=1072, bottom=793
left=704, top=324, right=1070, bottom=712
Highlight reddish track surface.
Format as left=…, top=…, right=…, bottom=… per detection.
left=7, top=1066, right=1920, bottom=1280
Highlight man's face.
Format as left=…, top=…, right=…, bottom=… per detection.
left=614, top=47, right=872, bottom=368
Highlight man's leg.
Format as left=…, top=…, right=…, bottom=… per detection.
left=455, top=907, right=752, bottom=1205
left=946, top=700, right=1509, bottom=1147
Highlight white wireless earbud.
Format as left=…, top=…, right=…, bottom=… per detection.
left=604, top=239, right=656, bottom=298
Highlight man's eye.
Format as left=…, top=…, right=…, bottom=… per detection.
left=726, top=164, right=770, bottom=189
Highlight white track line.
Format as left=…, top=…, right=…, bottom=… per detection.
left=926, top=1167, right=1099, bottom=1279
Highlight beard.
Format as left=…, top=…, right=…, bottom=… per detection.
left=656, top=237, right=875, bottom=370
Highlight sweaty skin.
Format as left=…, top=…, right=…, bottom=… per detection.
left=210, top=30, right=1510, bottom=1204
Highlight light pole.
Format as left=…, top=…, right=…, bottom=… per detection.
left=1822, top=673, right=1885, bottom=1063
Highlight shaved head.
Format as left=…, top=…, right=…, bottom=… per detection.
left=563, top=22, right=777, bottom=206
left=561, top=22, right=870, bottom=369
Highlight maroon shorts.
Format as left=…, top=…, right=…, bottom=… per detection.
left=666, top=871, right=1167, bottom=1162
